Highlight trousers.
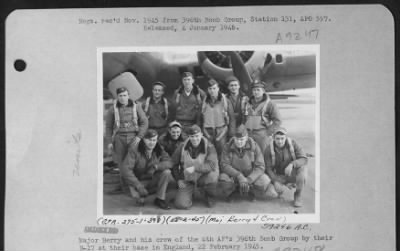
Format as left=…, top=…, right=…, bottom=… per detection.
left=174, top=169, right=219, bottom=209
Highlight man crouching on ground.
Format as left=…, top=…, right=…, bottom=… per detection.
left=171, top=125, right=219, bottom=209
left=120, top=129, right=174, bottom=210
left=219, top=125, right=278, bottom=202
left=264, top=127, right=308, bottom=207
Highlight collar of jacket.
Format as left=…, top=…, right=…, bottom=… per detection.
left=149, top=96, right=166, bottom=105
left=177, top=84, right=199, bottom=95
left=229, top=138, right=253, bottom=152
left=227, top=91, right=246, bottom=99
left=205, top=92, right=222, bottom=104
left=116, top=99, right=134, bottom=108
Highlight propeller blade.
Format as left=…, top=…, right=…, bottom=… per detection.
left=227, top=51, right=253, bottom=94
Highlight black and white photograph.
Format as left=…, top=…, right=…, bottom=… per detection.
left=5, top=5, right=395, bottom=251
left=100, top=47, right=319, bottom=220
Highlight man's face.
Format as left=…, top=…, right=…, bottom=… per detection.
left=117, top=90, right=129, bottom=105
left=143, top=136, right=158, bottom=150
left=274, top=134, right=287, bottom=148
left=152, top=85, right=164, bottom=99
left=234, top=136, right=248, bottom=149
left=182, top=76, right=194, bottom=90
left=169, top=126, right=182, bottom=140
left=252, top=87, right=265, bottom=99
left=228, top=81, right=240, bottom=95
left=189, top=132, right=202, bottom=147
left=207, top=84, right=219, bottom=98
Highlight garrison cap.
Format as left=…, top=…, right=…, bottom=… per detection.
left=234, top=125, right=248, bottom=138
left=116, top=87, right=128, bottom=94
left=144, top=129, right=158, bottom=139
left=181, top=72, right=193, bottom=78
left=152, top=81, right=166, bottom=89
left=187, top=125, right=202, bottom=136
left=168, top=121, right=182, bottom=129
left=251, top=81, right=266, bottom=90
left=273, top=127, right=288, bottom=135
left=225, top=75, right=239, bottom=84
left=207, top=79, right=219, bottom=87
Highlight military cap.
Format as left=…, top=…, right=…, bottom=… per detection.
left=181, top=72, right=193, bottom=78
left=207, top=79, right=219, bottom=87
left=116, top=87, right=128, bottom=94
left=273, top=127, right=288, bottom=135
left=225, top=75, right=239, bottom=84
left=152, top=81, right=166, bottom=89
left=144, top=129, right=158, bottom=139
left=168, top=121, right=182, bottom=129
left=251, top=81, right=266, bottom=90
left=187, top=125, right=202, bottom=136
left=234, top=125, right=248, bottom=138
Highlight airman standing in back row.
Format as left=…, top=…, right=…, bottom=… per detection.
left=264, top=127, right=308, bottom=207
left=142, top=81, right=172, bottom=135
left=243, top=81, right=281, bottom=153
left=173, top=72, right=206, bottom=132
left=201, top=79, right=235, bottom=156
left=225, top=76, right=249, bottom=127
left=105, top=87, right=149, bottom=176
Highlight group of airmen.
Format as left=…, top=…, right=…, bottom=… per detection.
left=105, top=71, right=308, bottom=210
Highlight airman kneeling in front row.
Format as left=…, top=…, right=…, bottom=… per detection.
left=264, top=127, right=308, bottom=207
left=219, top=125, right=278, bottom=202
left=171, top=125, right=219, bottom=209
left=120, top=130, right=175, bottom=210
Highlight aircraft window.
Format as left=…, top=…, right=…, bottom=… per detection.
left=275, top=54, right=283, bottom=63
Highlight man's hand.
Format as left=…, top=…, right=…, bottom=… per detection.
left=184, top=166, right=196, bottom=181
left=177, top=180, right=186, bottom=189
left=240, top=182, right=250, bottom=194
left=237, top=174, right=249, bottom=195
left=284, top=163, right=294, bottom=176
left=147, top=164, right=157, bottom=176
left=274, top=181, right=285, bottom=194
left=184, top=166, right=195, bottom=174
left=132, top=136, right=141, bottom=147
left=203, top=130, right=212, bottom=141
left=107, top=143, right=113, bottom=155
left=136, top=184, right=148, bottom=197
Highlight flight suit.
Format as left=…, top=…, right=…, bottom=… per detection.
left=105, top=99, right=148, bottom=166
left=120, top=143, right=174, bottom=201
left=243, top=93, right=281, bottom=153
left=264, top=138, right=308, bottom=200
left=226, top=92, right=248, bottom=126
left=142, top=97, right=171, bottom=135
left=171, top=137, right=219, bottom=209
left=202, top=93, right=235, bottom=156
left=172, top=85, right=205, bottom=131
left=219, top=137, right=274, bottom=199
